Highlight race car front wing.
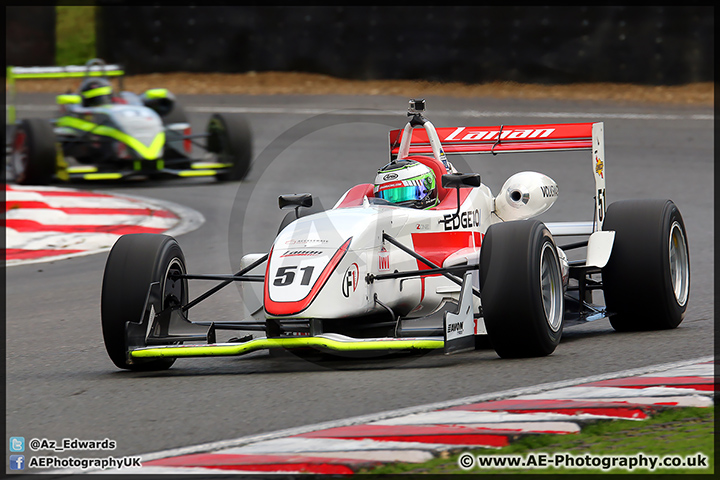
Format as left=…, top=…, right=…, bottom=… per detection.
left=124, top=267, right=478, bottom=365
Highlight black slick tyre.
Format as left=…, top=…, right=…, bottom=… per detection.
left=101, top=234, right=188, bottom=371
left=602, top=199, right=689, bottom=331
left=11, top=118, right=57, bottom=185
left=207, top=113, right=252, bottom=181
left=480, top=220, right=564, bottom=358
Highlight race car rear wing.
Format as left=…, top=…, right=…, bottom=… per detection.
left=6, top=59, right=124, bottom=124
left=389, top=113, right=607, bottom=231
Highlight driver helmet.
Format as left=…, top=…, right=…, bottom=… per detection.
left=79, top=78, right=114, bottom=107
left=373, top=159, right=437, bottom=209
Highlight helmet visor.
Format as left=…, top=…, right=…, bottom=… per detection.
left=376, top=183, right=430, bottom=204
left=375, top=170, right=435, bottom=205
left=82, top=86, right=113, bottom=99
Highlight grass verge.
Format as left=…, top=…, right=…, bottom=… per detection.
left=360, top=406, right=714, bottom=475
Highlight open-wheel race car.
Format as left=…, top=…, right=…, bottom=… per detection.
left=7, top=58, right=252, bottom=184
left=100, top=99, right=690, bottom=371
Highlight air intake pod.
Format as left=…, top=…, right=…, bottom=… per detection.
left=494, top=171, right=558, bottom=221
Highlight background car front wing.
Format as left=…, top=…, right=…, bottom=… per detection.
left=63, top=160, right=234, bottom=181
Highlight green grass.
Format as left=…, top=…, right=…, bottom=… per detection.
left=56, top=5, right=96, bottom=66
left=360, top=406, right=714, bottom=475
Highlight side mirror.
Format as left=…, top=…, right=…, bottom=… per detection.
left=279, top=193, right=313, bottom=210
left=440, top=173, right=482, bottom=228
left=279, top=193, right=313, bottom=218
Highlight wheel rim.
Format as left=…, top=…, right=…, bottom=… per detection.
left=540, top=243, right=563, bottom=332
left=668, top=221, right=689, bottom=307
left=208, top=118, right=231, bottom=161
left=163, top=257, right=187, bottom=309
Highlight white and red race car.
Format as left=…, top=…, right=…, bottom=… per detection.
left=101, top=99, right=690, bottom=370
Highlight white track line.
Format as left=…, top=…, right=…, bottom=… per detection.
left=368, top=410, right=638, bottom=425
left=185, top=107, right=716, bottom=121
left=15, top=104, right=713, bottom=121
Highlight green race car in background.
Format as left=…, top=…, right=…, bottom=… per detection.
left=7, top=58, right=252, bottom=185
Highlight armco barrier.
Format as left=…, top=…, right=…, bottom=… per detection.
left=95, top=6, right=713, bottom=85
left=6, top=6, right=55, bottom=67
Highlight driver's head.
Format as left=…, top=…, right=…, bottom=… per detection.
left=374, top=159, right=437, bottom=209
left=79, top=78, right=113, bottom=107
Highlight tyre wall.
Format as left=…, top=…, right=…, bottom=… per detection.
left=96, top=6, right=712, bottom=85
left=6, top=6, right=56, bottom=67
left=8, top=6, right=713, bottom=85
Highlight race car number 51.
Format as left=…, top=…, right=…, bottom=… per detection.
left=273, top=266, right=315, bottom=286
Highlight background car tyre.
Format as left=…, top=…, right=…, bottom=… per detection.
left=602, top=199, right=690, bottom=331
left=11, top=118, right=57, bottom=185
left=207, top=113, right=253, bottom=181
left=480, top=220, right=564, bottom=358
left=101, top=234, right=188, bottom=371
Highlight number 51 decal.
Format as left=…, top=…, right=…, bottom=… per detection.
left=596, top=188, right=606, bottom=225
left=273, top=266, right=315, bottom=287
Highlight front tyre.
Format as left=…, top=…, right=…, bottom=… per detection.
left=207, top=113, right=252, bottom=181
left=101, top=234, right=188, bottom=371
left=480, top=220, right=564, bottom=358
left=602, top=199, right=690, bottom=331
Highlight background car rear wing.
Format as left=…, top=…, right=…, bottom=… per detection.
left=6, top=59, right=124, bottom=124
left=389, top=121, right=606, bottom=231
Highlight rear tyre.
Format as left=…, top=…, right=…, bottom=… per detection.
left=101, top=234, right=188, bottom=371
left=480, top=220, right=564, bottom=358
left=602, top=199, right=689, bottom=331
left=207, top=113, right=253, bottom=181
left=11, top=118, right=57, bottom=185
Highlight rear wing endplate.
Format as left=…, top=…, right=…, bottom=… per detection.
left=6, top=59, right=124, bottom=124
left=389, top=121, right=607, bottom=230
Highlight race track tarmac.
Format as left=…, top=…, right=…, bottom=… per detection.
left=5, top=93, right=713, bottom=463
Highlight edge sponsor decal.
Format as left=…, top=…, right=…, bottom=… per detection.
left=279, top=250, right=322, bottom=258
left=595, top=155, right=604, bottom=179
left=440, top=209, right=480, bottom=231
left=447, top=320, right=464, bottom=335
left=540, top=185, right=558, bottom=198
left=375, top=180, right=405, bottom=193
left=342, top=262, right=360, bottom=297
left=383, top=172, right=398, bottom=181
left=378, top=246, right=390, bottom=271
left=284, top=239, right=329, bottom=246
